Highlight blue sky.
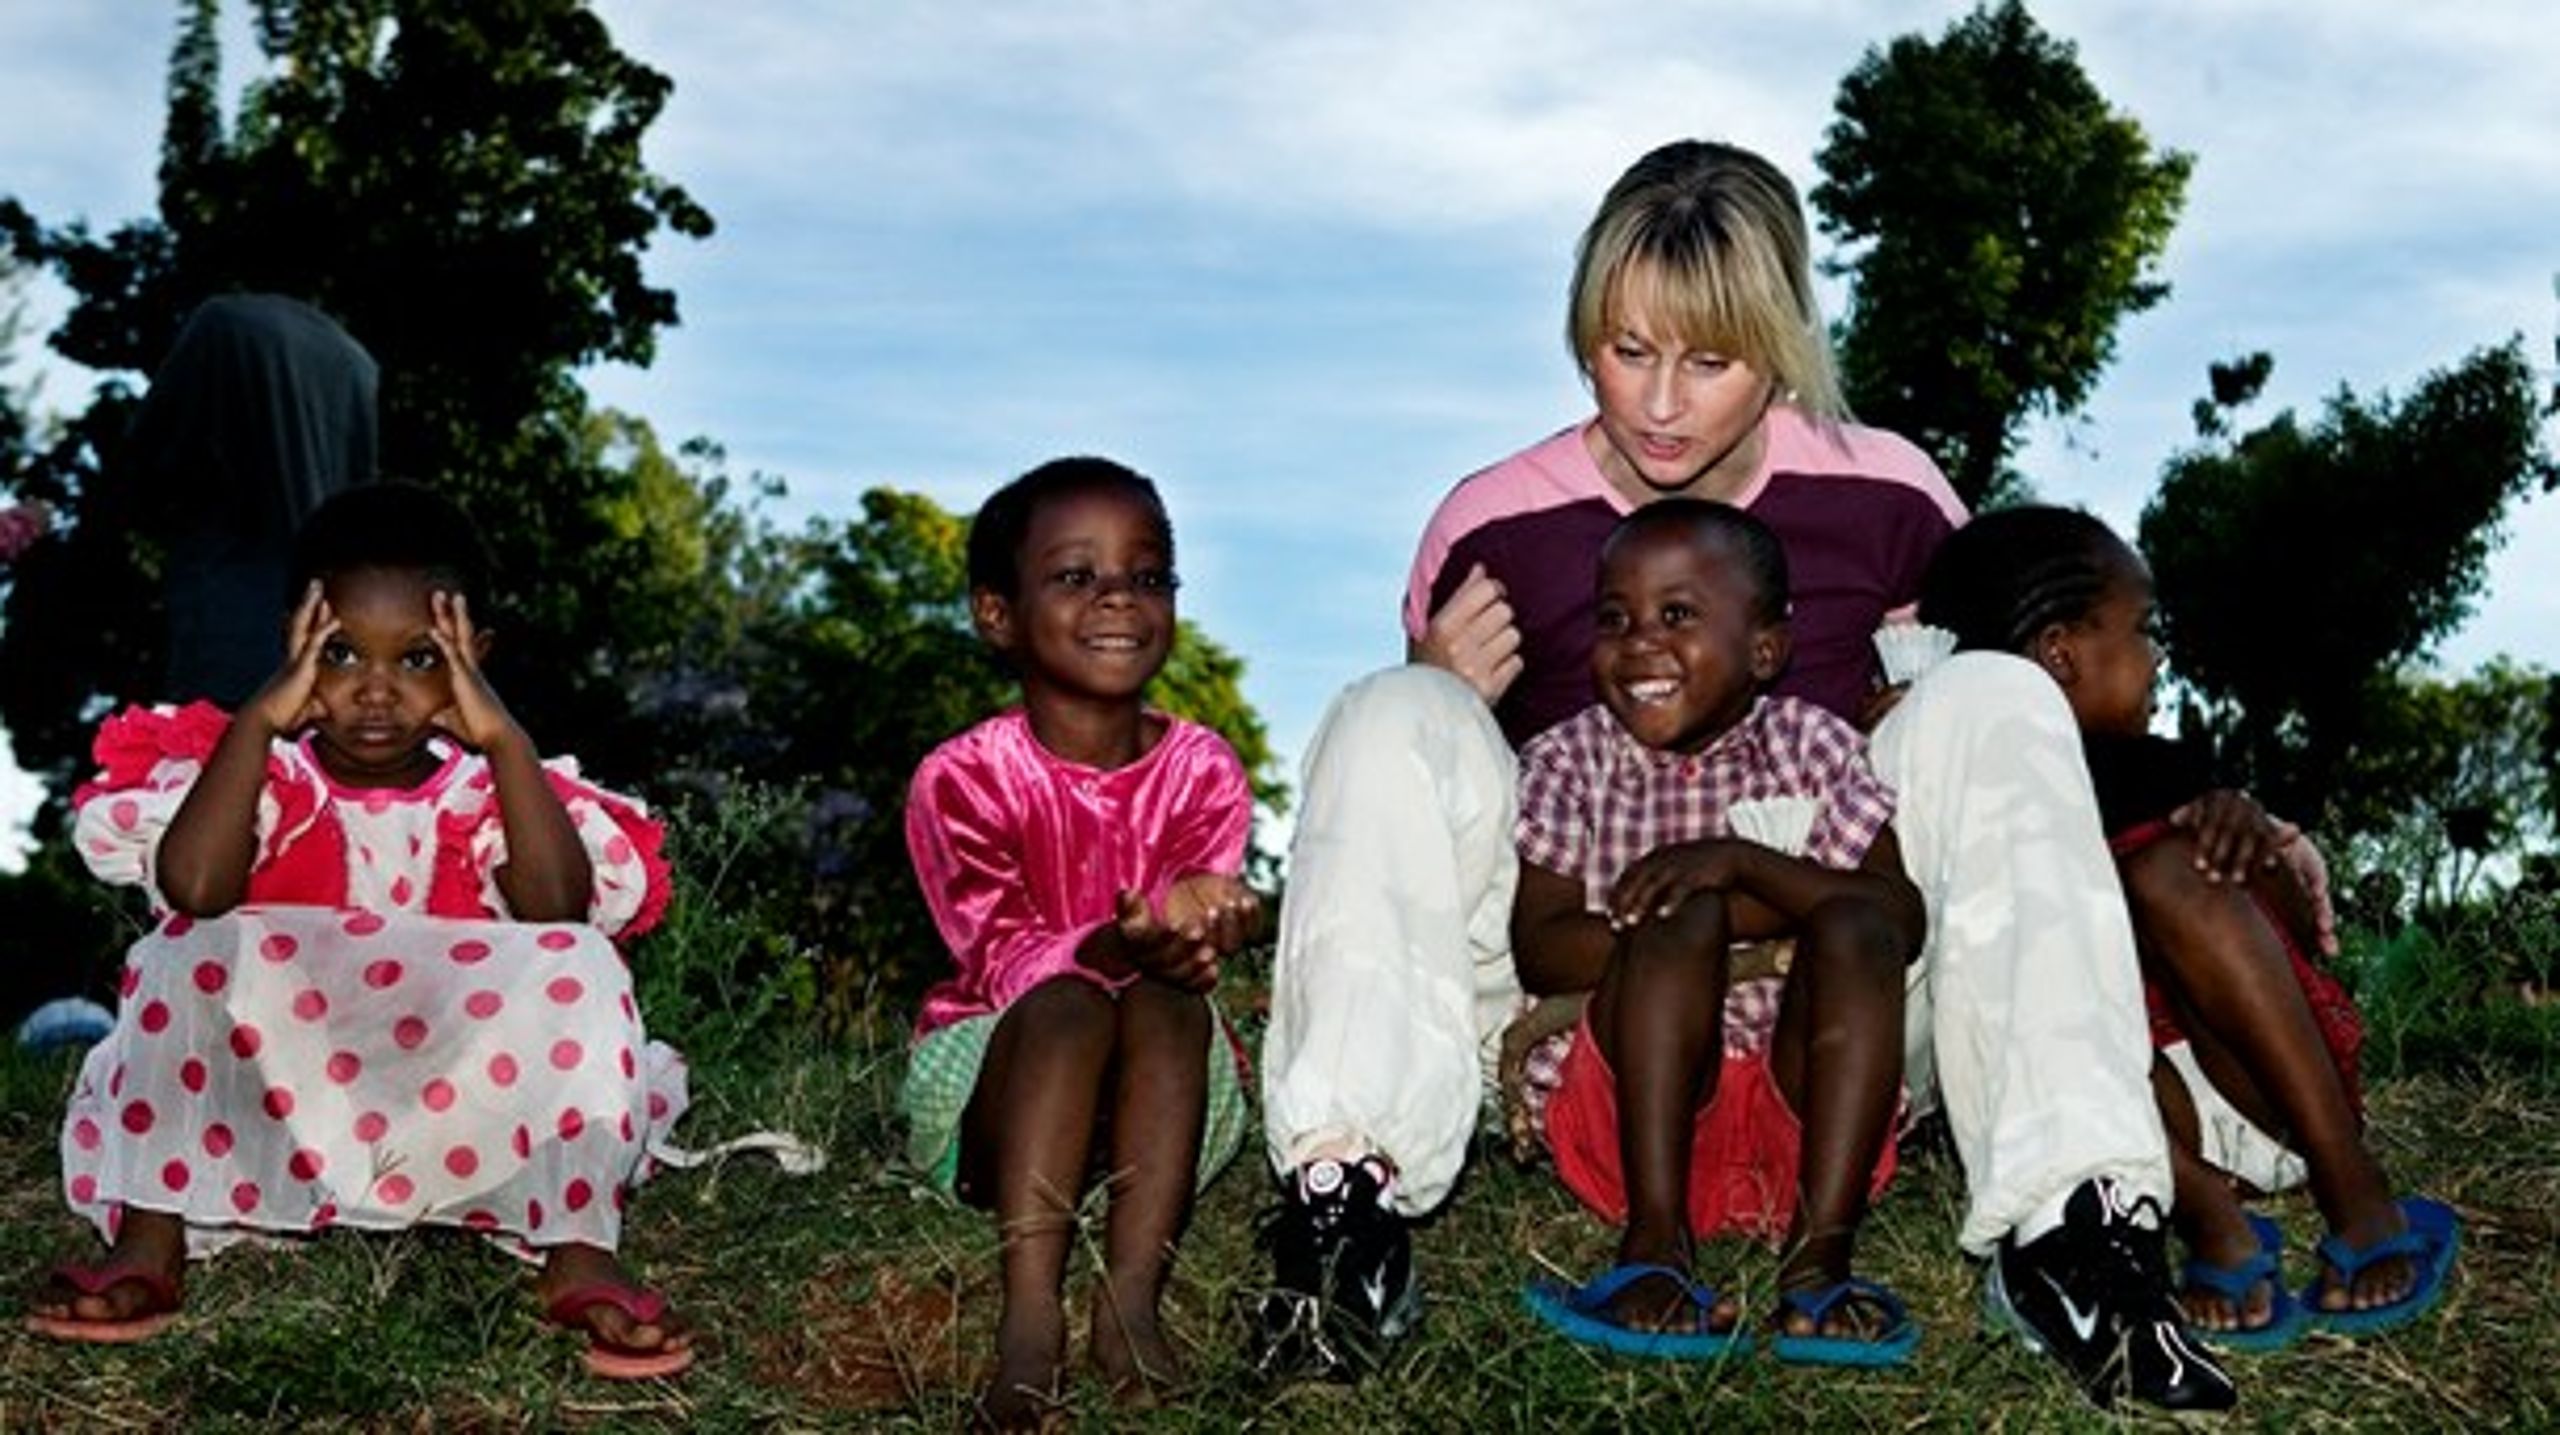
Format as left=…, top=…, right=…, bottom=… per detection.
left=3, top=2, right=2557, bottom=859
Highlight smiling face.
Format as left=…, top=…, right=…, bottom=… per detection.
left=973, top=483, right=1177, bottom=713
left=1591, top=519, right=1787, bottom=755
left=307, top=565, right=472, bottom=787
left=1583, top=264, right=1781, bottom=503
left=2049, top=542, right=2162, bottom=739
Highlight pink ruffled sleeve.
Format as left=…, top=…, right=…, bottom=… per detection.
left=452, top=756, right=672, bottom=939
left=71, top=703, right=309, bottom=898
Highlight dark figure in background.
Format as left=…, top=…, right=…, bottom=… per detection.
left=126, top=293, right=379, bottom=706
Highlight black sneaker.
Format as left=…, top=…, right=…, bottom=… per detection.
left=1986, top=1177, right=2239, bottom=1413
left=1245, top=1156, right=1420, bottom=1382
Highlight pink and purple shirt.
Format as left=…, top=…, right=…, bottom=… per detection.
left=905, top=709, right=1252, bottom=1037
left=1406, top=409, right=1966, bottom=747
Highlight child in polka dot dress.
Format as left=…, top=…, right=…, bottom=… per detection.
left=26, top=483, right=695, bottom=1379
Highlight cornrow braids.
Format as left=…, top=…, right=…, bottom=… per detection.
left=1917, top=506, right=2128, bottom=656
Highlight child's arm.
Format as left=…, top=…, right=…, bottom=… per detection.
left=1510, top=860, right=1613, bottom=997
left=1077, top=884, right=1257, bottom=995
left=1610, top=830, right=1924, bottom=961
left=156, top=583, right=334, bottom=915
left=429, top=591, right=590, bottom=922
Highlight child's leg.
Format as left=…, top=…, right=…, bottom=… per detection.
left=956, top=978, right=1116, bottom=1426
left=1088, top=979, right=1212, bottom=1400
left=2120, top=837, right=2411, bottom=1313
left=1767, top=898, right=1905, bottom=1332
left=1586, top=896, right=1735, bottom=1332
left=2150, top=1055, right=2273, bottom=1332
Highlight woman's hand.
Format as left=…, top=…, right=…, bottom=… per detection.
left=245, top=581, right=337, bottom=735
left=426, top=591, right=522, bottom=753
left=1412, top=563, right=1524, bottom=704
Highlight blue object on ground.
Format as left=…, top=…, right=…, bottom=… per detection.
left=15, top=997, right=114, bottom=1052
left=2182, top=1211, right=2308, bottom=1353
left=2300, top=1194, right=2460, bottom=1337
left=1769, top=1276, right=1922, bottom=1367
left=1522, top=1262, right=1750, bottom=1359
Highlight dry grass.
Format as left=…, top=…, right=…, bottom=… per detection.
left=1, top=1023, right=2555, bottom=1430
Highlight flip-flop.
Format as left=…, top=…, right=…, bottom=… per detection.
left=2300, top=1195, right=2460, bottom=1337
left=23, top=1264, right=183, bottom=1344
left=1522, top=1262, right=1749, bottom=1360
left=1769, top=1276, right=1920, bottom=1367
left=2181, top=1211, right=2308, bottom=1353
left=544, top=1281, right=698, bottom=1379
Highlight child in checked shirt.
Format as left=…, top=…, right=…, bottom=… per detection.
left=1510, top=499, right=1926, bottom=1366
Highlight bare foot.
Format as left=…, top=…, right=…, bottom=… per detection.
left=977, top=1300, right=1067, bottom=1431
left=1605, top=1234, right=1735, bottom=1335
left=2176, top=1212, right=2278, bottom=1333
left=534, top=1241, right=693, bottom=1367
left=28, top=1208, right=188, bottom=1333
left=1088, top=1285, right=1183, bottom=1405
left=2311, top=1204, right=2417, bottom=1314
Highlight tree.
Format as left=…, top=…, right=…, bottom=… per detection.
left=2141, top=342, right=2557, bottom=829
left=2339, top=660, right=2556, bottom=909
left=0, top=0, right=712, bottom=790
left=1812, top=0, right=2190, bottom=509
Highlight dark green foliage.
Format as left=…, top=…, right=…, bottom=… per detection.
left=2141, top=341, right=2557, bottom=829
left=0, top=0, right=712, bottom=790
left=1813, top=0, right=2190, bottom=508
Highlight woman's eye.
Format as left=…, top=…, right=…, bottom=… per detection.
left=1612, top=342, right=1649, bottom=364
left=1684, top=355, right=1729, bottom=375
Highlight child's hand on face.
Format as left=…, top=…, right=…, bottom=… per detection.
left=1111, top=888, right=1224, bottom=994
left=425, top=591, right=521, bottom=753
left=1607, top=838, right=1744, bottom=930
left=246, top=581, right=339, bottom=734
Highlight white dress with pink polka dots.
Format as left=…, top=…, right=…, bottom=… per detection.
left=61, top=705, right=687, bottom=1258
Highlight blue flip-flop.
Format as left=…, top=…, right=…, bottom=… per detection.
left=2300, top=1195, right=2461, bottom=1337
left=2181, top=1211, right=2308, bottom=1353
left=1522, top=1263, right=1750, bottom=1359
left=1769, top=1277, right=1920, bottom=1368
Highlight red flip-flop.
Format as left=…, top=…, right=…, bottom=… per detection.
left=543, top=1281, right=697, bottom=1379
left=24, top=1264, right=183, bottom=1344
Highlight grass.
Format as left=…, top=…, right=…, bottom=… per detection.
left=4, top=977, right=2559, bottom=1433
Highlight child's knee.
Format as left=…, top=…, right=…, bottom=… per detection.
left=1800, top=897, right=1909, bottom=983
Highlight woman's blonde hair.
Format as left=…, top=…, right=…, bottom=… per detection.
left=1566, top=140, right=1845, bottom=419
